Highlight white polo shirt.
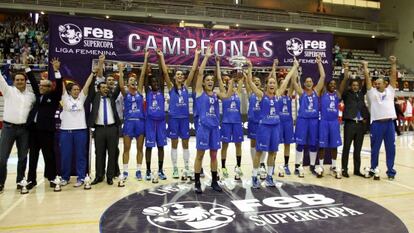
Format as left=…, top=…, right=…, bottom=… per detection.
left=367, top=86, right=397, bottom=123
left=0, top=71, right=35, bottom=124
left=60, top=91, right=87, bottom=130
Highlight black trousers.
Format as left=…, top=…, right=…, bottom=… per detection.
left=341, top=120, right=365, bottom=173
left=0, top=123, right=29, bottom=185
left=28, top=129, right=57, bottom=182
left=94, top=125, right=119, bottom=179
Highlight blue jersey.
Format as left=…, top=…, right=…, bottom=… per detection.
left=124, top=91, right=145, bottom=119
left=298, top=90, right=319, bottom=119
left=146, top=91, right=165, bottom=120
left=279, top=95, right=293, bottom=121
left=196, top=92, right=220, bottom=128
left=192, top=91, right=198, bottom=117
left=248, top=93, right=261, bottom=123
left=222, top=93, right=242, bottom=123
left=321, top=92, right=340, bottom=121
left=259, top=95, right=280, bottom=125
left=169, top=86, right=189, bottom=118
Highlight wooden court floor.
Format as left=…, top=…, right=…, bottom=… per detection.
left=0, top=132, right=413, bottom=232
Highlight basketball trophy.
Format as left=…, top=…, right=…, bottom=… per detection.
left=152, top=170, right=159, bottom=184
left=228, top=55, right=247, bottom=79
left=118, top=173, right=126, bottom=187
left=84, top=174, right=92, bottom=190
left=278, top=165, right=285, bottom=177
left=52, top=176, right=62, bottom=192
left=18, top=178, right=30, bottom=195
left=374, top=168, right=380, bottom=180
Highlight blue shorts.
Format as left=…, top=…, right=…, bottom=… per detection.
left=196, top=124, right=221, bottom=150
left=221, top=122, right=244, bottom=143
left=279, top=120, right=295, bottom=144
left=256, top=123, right=280, bottom=152
left=145, top=119, right=167, bottom=147
left=247, top=120, right=259, bottom=139
left=194, top=115, right=199, bottom=132
left=168, top=117, right=190, bottom=139
left=122, top=118, right=145, bottom=138
left=295, top=118, right=319, bottom=147
left=319, top=119, right=342, bottom=148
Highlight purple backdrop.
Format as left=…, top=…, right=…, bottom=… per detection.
left=49, top=14, right=333, bottom=84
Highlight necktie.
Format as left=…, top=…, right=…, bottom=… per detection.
left=103, top=97, right=108, bottom=125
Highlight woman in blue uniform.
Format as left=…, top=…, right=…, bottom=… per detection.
left=118, top=50, right=148, bottom=180
left=246, top=58, right=299, bottom=188
left=292, top=55, right=326, bottom=177
left=159, top=48, right=201, bottom=179
left=216, top=56, right=244, bottom=180
left=194, top=46, right=234, bottom=194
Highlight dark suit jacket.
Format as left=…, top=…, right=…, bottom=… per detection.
left=27, top=70, right=62, bottom=131
left=87, top=77, right=121, bottom=127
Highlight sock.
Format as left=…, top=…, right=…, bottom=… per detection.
left=136, top=164, right=141, bottom=171
left=267, top=166, right=274, bottom=176
left=158, top=160, right=164, bottom=171
left=295, top=150, right=303, bottom=166
left=260, top=152, right=267, bottom=164
left=123, top=164, right=128, bottom=172
left=212, top=171, right=218, bottom=182
left=331, top=159, right=336, bottom=168
left=146, top=160, right=151, bottom=171
left=252, top=168, right=258, bottom=177
left=310, top=152, right=317, bottom=166
left=195, top=173, right=200, bottom=183
left=183, top=149, right=190, bottom=169
left=171, top=149, right=178, bottom=168
left=221, top=159, right=226, bottom=168
left=250, top=147, right=256, bottom=163
left=284, top=156, right=289, bottom=165
left=319, top=159, right=324, bottom=166
left=236, top=156, right=241, bottom=167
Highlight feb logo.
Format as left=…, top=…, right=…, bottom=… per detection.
left=286, top=38, right=303, bottom=56
left=142, top=201, right=235, bottom=232
left=58, top=23, right=82, bottom=46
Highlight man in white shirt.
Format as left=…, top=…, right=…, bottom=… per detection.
left=363, top=56, right=398, bottom=180
left=0, top=69, right=36, bottom=193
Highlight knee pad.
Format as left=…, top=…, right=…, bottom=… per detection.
left=296, top=145, right=304, bottom=152
left=309, top=146, right=317, bottom=152
left=210, top=150, right=217, bottom=161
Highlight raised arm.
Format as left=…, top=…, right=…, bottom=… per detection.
left=362, top=60, right=372, bottom=90
left=82, top=71, right=95, bottom=96
left=23, top=52, right=39, bottom=96
left=185, top=48, right=201, bottom=87
left=236, top=75, right=243, bottom=95
left=51, top=58, right=63, bottom=99
left=314, top=55, right=326, bottom=96
left=218, top=79, right=235, bottom=99
left=138, top=50, right=150, bottom=95
left=215, top=56, right=226, bottom=93
left=156, top=49, right=172, bottom=90
left=97, top=54, right=105, bottom=78
left=277, top=58, right=299, bottom=96
left=244, top=72, right=252, bottom=95
left=245, top=60, right=263, bottom=99
left=117, top=62, right=126, bottom=96
left=389, top=55, right=397, bottom=88
left=292, top=66, right=303, bottom=96
left=195, top=46, right=212, bottom=97
left=338, top=60, right=349, bottom=97
left=269, top=58, right=278, bottom=79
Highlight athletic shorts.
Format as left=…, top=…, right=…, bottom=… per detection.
left=145, top=118, right=167, bottom=147
left=196, top=123, right=221, bottom=150
left=256, top=123, right=280, bottom=152
left=220, top=122, right=244, bottom=143
left=122, top=118, right=145, bottom=138
left=279, top=120, right=295, bottom=144
left=319, top=119, right=342, bottom=148
left=247, top=120, right=259, bottom=139
left=295, top=117, right=319, bottom=147
left=168, top=117, right=190, bottom=139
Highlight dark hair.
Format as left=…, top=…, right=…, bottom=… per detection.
left=12, top=72, right=27, bottom=81
left=97, top=81, right=106, bottom=90
left=66, top=82, right=80, bottom=94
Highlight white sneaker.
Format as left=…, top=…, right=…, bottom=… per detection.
left=73, top=181, right=84, bottom=187
left=61, top=180, right=68, bottom=186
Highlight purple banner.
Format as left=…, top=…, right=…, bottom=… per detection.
left=49, top=14, right=332, bottom=84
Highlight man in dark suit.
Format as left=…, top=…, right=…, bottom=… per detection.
left=26, top=57, right=62, bottom=189
left=89, top=57, right=121, bottom=185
